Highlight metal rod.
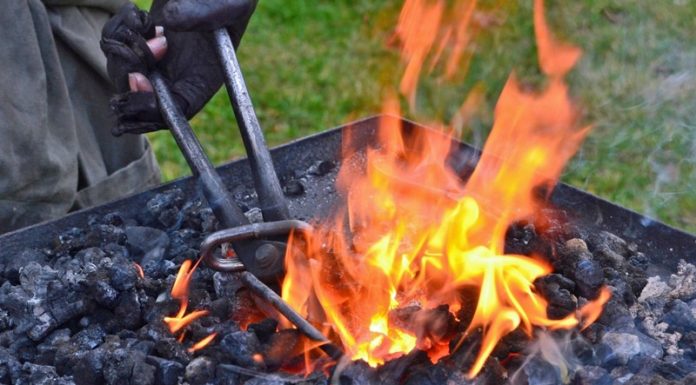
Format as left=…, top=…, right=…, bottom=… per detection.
left=212, top=29, right=290, bottom=223
left=240, top=271, right=344, bottom=360
left=151, top=72, right=277, bottom=280
left=201, top=220, right=312, bottom=273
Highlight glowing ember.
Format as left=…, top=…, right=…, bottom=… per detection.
left=282, top=0, right=609, bottom=378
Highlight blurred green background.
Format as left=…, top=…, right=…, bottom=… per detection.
left=133, top=0, right=695, bottom=233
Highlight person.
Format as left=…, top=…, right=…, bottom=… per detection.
left=0, top=0, right=255, bottom=234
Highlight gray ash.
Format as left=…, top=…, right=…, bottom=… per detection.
left=1, top=164, right=695, bottom=384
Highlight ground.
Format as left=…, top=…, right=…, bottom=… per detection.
left=132, top=0, right=696, bottom=234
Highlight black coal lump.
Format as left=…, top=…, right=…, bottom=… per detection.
left=185, top=356, right=215, bottom=385
left=247, top=318, right=279, bottom=344
left=146, top=355, right=184, bottom=385
left=103, top=348, right=155, bottom=385
left=219, top=330, right=261, bottom=367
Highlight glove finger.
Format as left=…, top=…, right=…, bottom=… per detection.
left=101, top=3, right=159, bottom=91
left=162, top=0, right=257, bottom=38
left=103, top=3, right=157, bottom=43
left=110, top=92, right=165, bottom=136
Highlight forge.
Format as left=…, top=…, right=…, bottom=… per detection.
left=1, top=116, right=695, bottom=385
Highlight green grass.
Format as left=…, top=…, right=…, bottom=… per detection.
left=133, top=0, right=696, bottom=233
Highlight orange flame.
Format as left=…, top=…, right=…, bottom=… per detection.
left=394, top=0, right=478, bottom=107
left=188, top=332, right=218, bottom=353
left=163, top=259, right=209, bottom=334
left=282, top=0, right=609, bottom=378
left=134, top=262, right=145, bottom=279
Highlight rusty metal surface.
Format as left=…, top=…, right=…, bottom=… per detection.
left=1, top=116, right=693, bottom=277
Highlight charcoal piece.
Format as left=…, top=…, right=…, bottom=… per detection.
left=572, top=365, right=611, bottom=385
left=447, top=329, right=482, bottom=371
left=185, top=356, right=215, bottom=385
left=247, top=318, right=279, bottom=344
left=282, top=178, right=305, bottom=196
left=589, top=231, right=629, bottom=256
left=132, top=340, right=155, bottom=355
left=126, top=226, right=170, bottom=258
left=142, top=297, right=179, bottom=325
left=597, top=295, right=632, bottom=327
left=52, top=227, right=87, bottom=255
left=153, top=337, right=190, bottom=363
left=0, top=309, right=9, bottom=332
left=132, top=357, right=157, bottom=385
left=147, top=355, right=184, bottom=385
left=47, top=292, right=88, bottom=325
left=209, top=298, right=233, bottom=320
left=20, top=262, right=59, bottom=297
left=244, top=207, right=264, bottom=223
left=114, top=289, right=142, bottom=330
left=144, top=189, right=184, bottom=228
left=86, top=224, right=127, bottom=247
left=597, top=331, right=663, bottom=367
left=34, top=328, right=71, bottom=365
left=12, top=362, right=74, bottom=385
left=103, top=242, right=130, bottom=260
left=213, top=272, right=244, bottom=298
left=662, top=300, right=696, bottom=334
left=243, top=378, right=285, bottom=385
left=571, top=335, right=597, bottom=365
left=199, top=207, right=217, bottom=233
left=109, top=258, right=139, bottom=291
left=94, top=280, right=120, bottom=308
left=167, top=229, right=201, bottom=263
left=628, top=252, right=650, bottom=271
left=10, top=335, right=36, bottom=362
left=103, top=348, right=155, bottom=385
left=262, top=329, right=305, bottom=370
left=520, top=356, right=563, bottom=385
left=0, top=347, right=21, bottom=383
left=3, top=249, right=46, bottom=283
left=214, top=365, right=241, bottom=385
left=623, top=374, right=674, bottom=385
left=72, top=325, right=105, bottom=350
left=653, top=359, right=696, bottom=380
left=73, top=347, right=107, bottom=385
left=378, top=349, right=430, bottom=384
left=574, top=259, right=604, bottom=299
left=337, top=360, right=378, bottom=385
left=220, top=330, right=262, bottom=367
left=53, top=339, right=81, bottom=376
left=535, top=275, right=578, bottom=319
left=492, top=328, right=528, bottom=359
left=28, top=311, right=58, bottom=342
left=101, top=212, right=125, bottom=226
left=307, top=160, right=336, bottom=176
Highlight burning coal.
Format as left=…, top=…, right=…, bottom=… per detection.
left=281, top=0, right=609, bottom=378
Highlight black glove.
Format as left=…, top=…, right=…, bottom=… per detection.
left=101, top=0, right=257, bottom=136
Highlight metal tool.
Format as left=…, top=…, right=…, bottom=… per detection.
left=149, top=28, right=342, bottom=358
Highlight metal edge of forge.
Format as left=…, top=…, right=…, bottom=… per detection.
left=1, top=116, right=694, bottom=278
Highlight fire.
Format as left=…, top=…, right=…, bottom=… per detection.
left=282, top=0, right=609, bottom=378
left=164, top=259, right=217, bottom=353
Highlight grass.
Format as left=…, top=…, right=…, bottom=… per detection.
left=133, top=0, right=696, bottom=233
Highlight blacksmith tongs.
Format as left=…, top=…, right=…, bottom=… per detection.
left=148, top=29, right=341, bottom=358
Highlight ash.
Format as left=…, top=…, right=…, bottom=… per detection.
left=1, top=161, right=695, bottom=384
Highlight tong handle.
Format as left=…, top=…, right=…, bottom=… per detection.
left=150, top=71, right=284, bottom=281
left=213, top=29, right=290, bottom=223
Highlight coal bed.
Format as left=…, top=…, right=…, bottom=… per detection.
left=1, top=116, right=695, bottom=385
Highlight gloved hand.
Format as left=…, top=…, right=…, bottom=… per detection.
left=101, top=0, right=257, bottom=136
